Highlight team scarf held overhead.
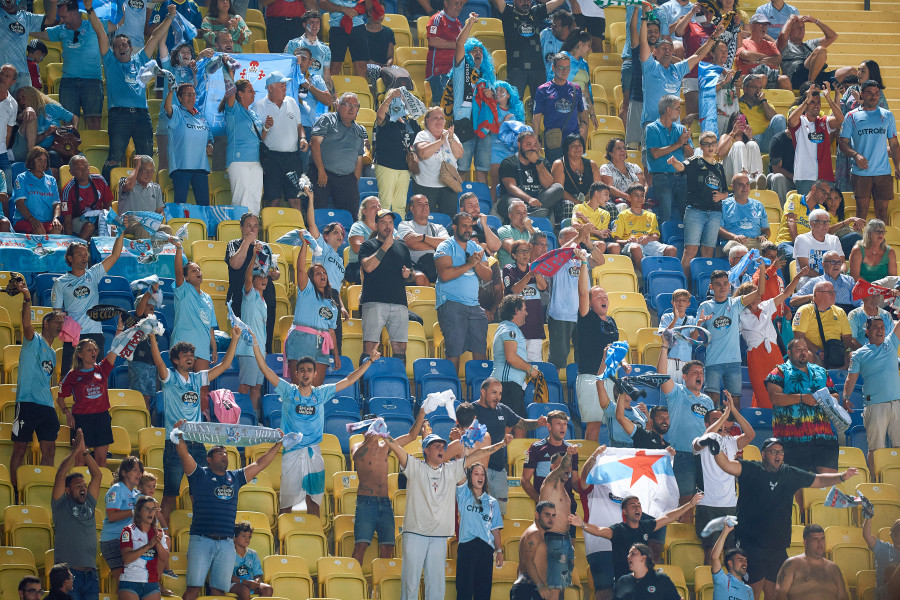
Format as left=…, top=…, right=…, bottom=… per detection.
left=441, top=60, right=479, bottom=121
left=530, top=247, right=577, bottom=277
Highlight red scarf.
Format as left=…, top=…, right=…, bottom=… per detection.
left=341, top=0, right=384, bottom=34
left=473, top=81, right=499, bottom=138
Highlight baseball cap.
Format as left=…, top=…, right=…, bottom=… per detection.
left=422, top=433, right=447, bottom=449
left=760, top=438, right=783, bottom=452
left=749, top=13, right=771, bottom=24
left=654, top=38, right=674, bottom=48
left=265, top=71, right=291, bottom=86
left=375, top=209, right=394, bottom=221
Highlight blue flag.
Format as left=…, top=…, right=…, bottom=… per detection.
left=597, top=341, right=630, bottom=380
left=698, top=62, right=725, bottom=137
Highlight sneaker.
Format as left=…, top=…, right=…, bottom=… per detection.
left=163, top=569, right=178, bottom=578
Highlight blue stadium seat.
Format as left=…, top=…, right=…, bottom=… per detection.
left=466, top=0, right=493, bottom=17
left=99, top=291, right=136, bottom=313
left=261, top=393, right=282, bottom=427
left=660, top=221, right=684, bottom=244
left=99, top=275, right=133, bottom=295
left=158, top=351, right=173, bottom=370
left=626, top=364, right=656, bottom=377
left=465, top=360, right=494, bottom=401
left=150, top=391, right=164, bottom=421
left=428, top=416, right=456, bottom=441
left=315, top=209, right=354, bottom=243
left=33, top=272, right=62, bottom=306
left=324, top=395, right=360, bottom=417
left=428, top=213, right=452, bottom=228
left=362, top=357, right=409, bottom=400
left=565, top=362, right=579, bottom=408
left=358, top=177, right=378, bottom=196
left=545, top=232, right=559, bottom=251
left=641, top=256, right=682, bottom=279
left=695, top=273, right=712, bottom=300
left=646, top=271, right=688, bottom=311
left=11, top=162, right=26, bottom=181
left=413, top=358, right=456, bottom=393
left=328, top=355, right=355, bottom=376
left=656, top=293, right=699, bottom=317
left=213, top=369, right=240, bottom=391
left=740, top=366, right=755, bottom=407
left=527, top=402, right=575, bottom=439
left=524, top=362, right=564, bottom=405
left=324, top=411, right=362, bottom=453
left=460, top=181, right=492, bottom=203
left=420, top=375, right=461, bottom=403
left=110, top=364, right=130, bottom=390
left=367, top=396, right=412, bottom=418
left=741, top=407, right=773, bottom=446
left=690, top=258, right=729, bottom=292
left=530, top=217, right=553, bottom=234
left=485, top=215, right=502, bottom=230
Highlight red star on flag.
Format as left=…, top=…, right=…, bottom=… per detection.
left=619, top=451, right=666, bottom=486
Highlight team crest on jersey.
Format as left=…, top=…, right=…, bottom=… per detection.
left=713, top=315, right=731, bottom=329
left=319, top=306, right=334, bottom=320
left=567, top=265, right=580, bottom=277
left=311, top=58, right=322, bottom=71
left=691, top=403, right=709, bottom=417
left=215, top=485, right=234, bottom=500
left=8, top=22, right=25, bottom=35
left=141, top=546, right=157, bottom=560
left=128, top=0, right=145, bottom=8
left=236, top=565, right=250, bottom=578
left=647, top=586, right=656, bottom=593
left=108, top=491, right=117, bottom=502
left=74, top=285, right=90, bottom=298
left=199, top=310, right=211, bottom=326
left=41, top=360, right=53, bottom=375
left=182, top=391, right=199, bottom=405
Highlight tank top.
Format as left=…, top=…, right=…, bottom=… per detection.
left=859, top=245, right=890, bottom=282
left=561, top=156, right=595, bottom=201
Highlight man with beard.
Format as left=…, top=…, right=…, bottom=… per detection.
left=51, top=429, right=102, bottom=600
left=710, top=521, right=753, bottom=600
left=512, top=501, right=556, bottom=600
left=774, top=525, right=848, bottom=600
left=616, top=400, right=670, bottom=450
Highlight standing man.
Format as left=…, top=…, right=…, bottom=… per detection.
left=294, top=47, right=334, bottom=175
left=171, top=424, right=282, bottom=600
left=521, top=411, right=578, bottom=506
left=309, top=93, right=366, bottom=214
left=385, top=430, right=513, bottom=600
left=774, top=525, right=849, bottom=600
left=645, top=95, right=692, bottom=224
left=540, top=11, right=573, bottom=80
left=711, top=438, right=858, bottom=600
left=253, top=72, right=307, bottom=211
left=0, top=0, right=56, bottom=92
left=435, top=212, right=493, bottom=371
left=839, top=80, right=900, bottom=223
left=60, top=155, right=113, bottom=240
left=754, top=0, right=798, bottom=39
left=425, top=0, right=463, bottom=106
left=283, top=12, right=334, bottom=92
left=788, top=83, right=844, bottom=194
left=0, top=64, right=17, bottom=189
left=51, top=429, right=102, bottom=600
left=511, top=501, right=556, bottom=600
left=709, top=521, right=753, bottom=600
left=358, top=209, right=416, bottom=365
left=494, top=0, right=567, bottom=101
left=533, top=53, right=589, bottom=166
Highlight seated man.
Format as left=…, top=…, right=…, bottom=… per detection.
left=738, top=74, right=787, bottom=155
left=612, top=183, right=677, bottom=277
left=118, top=155, right=165, bottom=239
left=774, top=181, right=831, bottom=266
left=793, top=208, right=843, bottom=280
left=790, top=250, right=858, bottom=314
left=60, top=155, right=112, bottom=240
left=720, top=173, right=771, bottom=252
left=497, top=200, right=538, bottom=268
left=736, top=14, right=792, bottom=90
left=792, top=280, right=853, bottom=368
left=497, top=130, right=565, bottom=223
left=777, top=14, right=842, bottom=89
left=397, top=194, right=449, bottom=284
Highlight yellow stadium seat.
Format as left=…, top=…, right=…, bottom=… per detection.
left=855, top=483, right=900, bottom=532
left=44, top=63, right=63, bottom=94
left=236, top=483, right=278, bottom=527
left=235, top=511, right=273, bottom=556
left=874, top=448, right=900, bottom=487
left=195, top=258, right=229, bottom=283
left=489, top=560, right=519, bottom=600
left=610, top=306, right=651, bottom=346
left=506, top=438, right=538, bottom=477
left=276, top=513, right=327, bottom=576
left=167, top=219, right=208, bottom=254
left=371, top=558, right=403, bottom=599
left=333, top=76, right=375, bottom=109
left=265, top=555, right=313, bottom=600
left=591, top=66, right=620, bottom=97
left=245, top=8, right=264, bottom=25
left=694, top=565, right=714, bottom=600
left=393, top=45, right=427, bottom=67
left=0, top=564, right=39, bottom=597
left=857, top=569, right=876, bottom=600
left=260, top=207, right=304, bottom=240
left=804, top=485, right=853, bottom=527
left=824, top=526, right=872, bottom=590
left=16, top=465, right=56, bottom=508
left=333, top=471, right=358, bottom=515
left=404, top=321, right=429, bottom=377
left=344, top=285, right=362, bottom=318
left=0, top=546, right=35, bottom=567
left=247, top=23, right=267, bottom=47
left=138, top=427, right=166, bottom=470
left=316, top=557, right=366, bottom=599
left=191, top=240, right=228, bottom=265
left=0, top=311, right=15, bottom=357
left=0, top=292, right=24, bottom=340
left=664, top=540, right=704, bottom=588
left=217, top=219, right=242, bottom=242
left=105, top=426, right=132, bottom=471
left=4, top=506, right=53, bottom=561
left=505, top=496, right=536, bottom=521
left=838, top=446, right=870, bottom=482
left=654, top=565, right=689, bottom=600
left=108, top=406, right=150, bottom=445
left=382, top=13, right=413, bottom=46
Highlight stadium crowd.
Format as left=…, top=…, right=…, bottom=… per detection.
left=1, top=0, right=900, bottom=598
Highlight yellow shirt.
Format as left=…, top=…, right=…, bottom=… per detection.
left=775, top=192, right=819, bottom=245
left=792, top=304, right=851, bottom=349
left=739, top=100, right=770, bottom=137
left=573, top=202, right=611, bottom=236
left=612, top=208, right=659, bottom=240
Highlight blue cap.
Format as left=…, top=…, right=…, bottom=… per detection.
left=265, top=71, right=291, bottom=86
left=422, top=433, right=447, bottom=449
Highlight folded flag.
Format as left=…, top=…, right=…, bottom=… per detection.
left=462, top=419, right=488, bottom=448
left=728, top=248, right=764, bottom=287
left=597, top=341, right=630, bottom=380
left=530, top=247, right=577, bottom=278
left=122, top=211, right=165, bottom=236
left=137, top=60, right=159, bottom=88
left=110, top=315, right=164, bottom=361
left=346, top=418, right=379, bottom=433
left=700, top=515, right=738, bottom=538
left=852, top=278, right=895, bottom=301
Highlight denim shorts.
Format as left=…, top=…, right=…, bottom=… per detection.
left=59, top=77, right=104, bottom=117
left=186, top=534, right=236, bottom=591
left=354, top=495, right=396, bottom=545
left=683, top=207, right=723, bottom=248
left=458, top=135, right=493, bottom=172
left=673, top=450, right=698, bottom=497
left=544, top=532, right=574, bottom=589
left=586, top=551, right=614, bottom=590
left=117, top=580, right=159, bottom=599
left=621, top=58, right=632, bottom=90
left=163, top=439, right=207, bottom=495
left=285, top=328, right=332, bottom=365
left=704, top=362, right=742, bottom=397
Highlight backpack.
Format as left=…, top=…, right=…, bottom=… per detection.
left=210, top=388, right=241, bottom=424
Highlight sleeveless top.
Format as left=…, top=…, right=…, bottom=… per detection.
left=859, top=245, right=890, bottom=282
left=561, top=156, right=595, bottom=202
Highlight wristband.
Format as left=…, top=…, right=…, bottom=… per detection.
left=375, top=248, right=386, bottom=260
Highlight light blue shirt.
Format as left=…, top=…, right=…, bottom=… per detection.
left=658, top=312, right=696, bottom=362
left=456, top=484, right=502, bottom=547
left=46, top=19, right=104, bottom=80
left=651, top=1, right=682, bottom=42
left=276, top=380, right=336, bottom=449
left=645, top=119, right=689, bottom=173
left=547, top=258, right=581, bottom=322
left=162, top=369, right=208, bottom=432
left=603, top=399, right=647, bottom=448
left=237, top=287, right=267, bottom=357
left=699, top=296, right=746, bottom=365
left=640, top=57, right=689, bottom=125
left=172, top=282, right=217, bottom=362
left=797, top=273, right=859, bottom=308
left=840, top=107, right=897, bottom=177
left=754, top=1, right=798, bottom=39
left=540, top=27, right=564, bottom=80
left=712, top=568, right=754, bottom=600
left=103, top=49, right=151, bottom=109
left=848, top=307, right=892, bottom=346
left=157, top=57, right=196, bottom=135
left=451, top=58, right=474, bottom=121
left=167, top=104, right=212, bottom=172
left=16, top=333, right=55, bottom=407
left=721, top=197, right=769, bottom=239
left=51, top=263, right=107, bottom=335
left=328, top=0, right=365, bottom=31
left=491, top=320, right=528, bottom=388
left=435, top=238, right=485, bottom=308
left=664, top=382, right=714, bottom=452
left=313, top=234, right=345, bottom=290
left=284, top=37, right=331, bottom=80
left=117, top=0, right=151, bottom=48
left=297, top=72, right=329, bottom=127
left=99, top=482, right=139, bottom=541
left=36, top=103, right=74, bottom=149
left=12, top=171, right=59, bottom=223
left=873, top=539, right=900, bottom=600
left=233, top=548, right=263, bottom=581
left=292, top=280, right=337, bottom=330
left=224, top=101, right=263, bottom=165
left=0, top=11, right=44, bottom=79
left=849, top=331, right=900, bottom=405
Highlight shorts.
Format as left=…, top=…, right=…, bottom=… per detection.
left=574, top=14, right=605, bottom=39
left=14, top=219, right=58, bottom=234
left=11, top=401, right=60, bottom=442
left=510, top=581, right=542, bottom=600
left=781, top=438, right=839, bottom=472
left=285, top=328, right=332, bottom=366
left=281, top=446, right=325, bottom=509
left=501, top=381, right=526, bottom=417
left=487, top=467, right=508, bottom=512
left=329, top=24, right=369, bottom=63
left=117, top=581, right=159, bottom=599
left=238, top=356, right=264, bottom=387
left=129, top=361, right=158, bottom=398
left=186, top=534, right=236, bottom=591
left=863, top=400, right=900, bottom=451
left=544, top=532, right=574, bottom=589
left=576, top=374, right=611, bottom=423
left=673, top=450, right=698, bottom=497
left=682, top=77, right=699, bottom=93
left=437, top=301, right=487, bottom=358
left=72, top=411, right=114, bottom=449
left=739, top=541, right=787, bottom=584
left=100, top=538, right=124, bottom=570
left=621, top=58, right=632, bottom=92
left=695, top=504, right=736, bottom=548
left=852, top=173, right=895, bottom=203
left=490, top=141, right=516, bottom=165
left=704, top=362, right=742, bottom=396
left=459, top=136, right=492, bottom=173
left=789, top=65, right=835, bottom=89
left=586, top=551, right=614, bottom=591
left=353, top=495, right=396, bottom=545
left=163, top=439, right=207, bottom=496
left=261, top=150, right=302, bottom=204
left=361, top=302, right=409, bottom=343
left=683, top=207, right=722, bottom=248
left=58, top=77, right=104, bottom=118
left=624, top=240, right=667, bottom=257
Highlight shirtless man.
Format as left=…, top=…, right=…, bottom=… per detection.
left=775, top=524, right=848, bottom=600
left=511, top=501, right=556, bottom=600
left=349, top=406, right=427, bottom=564
left=443, top=401, right=491, bottom=462
left=538, top=448, right=578, bottom=600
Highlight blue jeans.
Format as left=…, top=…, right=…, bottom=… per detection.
left=105, top=107, right=153, bottom=182
left=705, top=361, right=742, bottom=397
left=544, top=532, right=574, bottom=589
left=427, top=74, right=449, bottom=106
left=171, top=169, right=210, bottom=205
left=459, top=135, right=492, bottom=173
left=649, top=172, right=687, bottom=223
left=753, top=114, right=787, bottom=155
left=71, top=569, right=99, bottom=600
left=58, top=77, right=104, bottom=118
left=354, top=495, right=396, bottom=545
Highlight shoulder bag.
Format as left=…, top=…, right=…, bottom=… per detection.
left=813, top=306, right=846, bottom=369
left=543, top=84, right=578, bottom=151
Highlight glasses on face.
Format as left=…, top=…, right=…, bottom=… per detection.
left=873, top=229, right=886, bottom=234
left=340, top=102, right=360, bottom=110
left=765, top=449, right=785, bottom=455
left=24, top=589, right=43, bottom=596
left=818, top=289, right=837, bottom=295
left=824, top=260, right=843, bottom=265
left=810, top=220, right=829, bottom=225
left=555, top=65, right=571, bottom=71
left=700, top=141, right=717, bottom=147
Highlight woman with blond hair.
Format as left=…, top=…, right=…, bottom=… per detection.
left=14, top=86, right=77, bottom=172
left=849, top=219, right=897, bottom=282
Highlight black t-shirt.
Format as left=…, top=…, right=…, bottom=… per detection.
left=224, top=239, right=276, bottom=315
left=473, top=401, right=522, bottom=471
left=357, top=237, right=413, bottom=306
left=500, top=3, right=548, bottom=69
left=629, top=43, right=644, bottom=102
left=610, top=518, right=658, bottom=581
left=499, top=154, right=551, bottom=198
left=631, top=427, right=669, bottom=450
left=768, top=130, right=796, bottom=175
left=576, top=311, right=619, bottom=375
left=373, top=117, right=421, bottom=172
left=560, top=156, right=596, bottom=201
left=612, top=570, right=681, bottom=600
left=734, top=460, right=815, bottom=550
left=684, top=156, right=728, bottom=212
left=366, top=26, right=395, bottom=65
